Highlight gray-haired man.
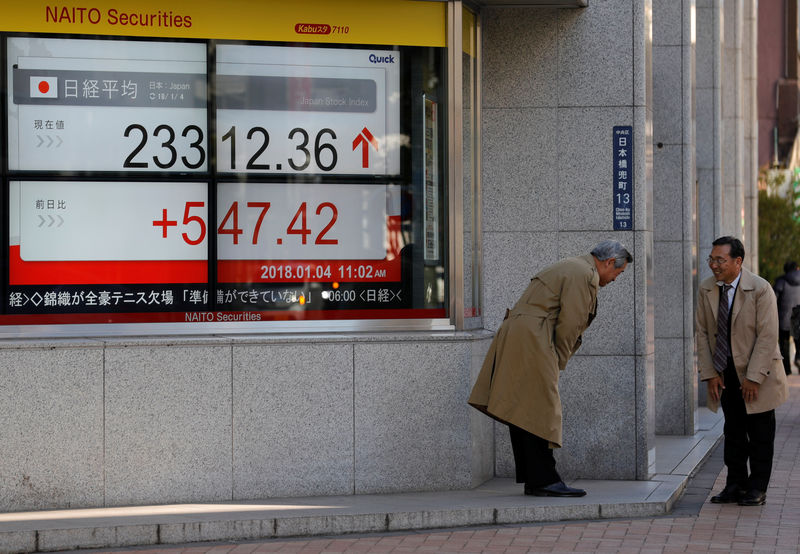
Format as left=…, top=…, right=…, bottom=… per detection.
left=469, top=240, right=632, bottom=497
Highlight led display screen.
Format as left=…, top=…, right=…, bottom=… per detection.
left=2, top=35, right=447, bottom=329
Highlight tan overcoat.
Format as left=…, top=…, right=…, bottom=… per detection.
left=468, top=254, right=599, bottom=448
left=696, top=268, right=788, bottom=413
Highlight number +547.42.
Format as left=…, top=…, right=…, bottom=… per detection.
left=152, top=201, right=339, bottom=246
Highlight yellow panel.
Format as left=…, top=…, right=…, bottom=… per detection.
left=2, top=0, right=447, bottom=47
left=462, top=6, right=475, bottom=57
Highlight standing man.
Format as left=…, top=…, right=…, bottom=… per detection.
left=773, top=260, right=800, bottom=375
left=468, top=240, right=632, bottom=497
left=697, top=236, right=788, bottom=506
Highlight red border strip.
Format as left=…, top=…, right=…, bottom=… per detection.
left=9, top=246, right=207, bottom=285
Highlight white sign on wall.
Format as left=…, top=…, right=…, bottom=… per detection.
left=217, top=182, right=386, bottom=261
left=216, top=44, right=400, bottom=175
left=7, top=37, right=208, bottom=172
left=17, top=180, right=208, bottom=261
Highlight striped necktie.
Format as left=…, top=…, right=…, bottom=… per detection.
left=712, top=284, right=732, bottom=374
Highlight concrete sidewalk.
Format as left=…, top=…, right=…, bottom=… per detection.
left=0, top=410, right=723, bottom=553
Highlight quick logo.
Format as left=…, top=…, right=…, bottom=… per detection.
left=369, top=54, right=395, bottom=64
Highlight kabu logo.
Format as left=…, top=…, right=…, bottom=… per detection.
left=369, top=53, right=395, bottom=64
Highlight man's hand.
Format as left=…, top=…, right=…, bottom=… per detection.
left=707, top=375, right=725, bottom=402
left=741, top=379, right=760, bottom=403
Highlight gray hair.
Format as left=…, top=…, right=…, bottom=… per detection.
left=591, top=240, right=633, bottom=268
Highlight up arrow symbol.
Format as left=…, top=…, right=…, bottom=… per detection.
left=352, top=127, right=379, bottom=169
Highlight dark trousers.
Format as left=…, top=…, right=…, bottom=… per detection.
left=779, top=329, right=792, bottom=375
left=721, top=360, right=776, bottom=493
left=508, top=423, right=561, bottom=488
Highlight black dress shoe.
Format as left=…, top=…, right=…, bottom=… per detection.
left=525, top=481, right=586, bottom=497
left=738, top=489, right=766, bottom=506
left=710, top=483, right=743, bottom=503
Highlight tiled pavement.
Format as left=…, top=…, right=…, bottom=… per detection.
left=71, top=377, right=800, bottom=553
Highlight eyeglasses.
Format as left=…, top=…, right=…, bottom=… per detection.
left=707, top=256, right=730, bottom=266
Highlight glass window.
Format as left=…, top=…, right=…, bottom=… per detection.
left=2, top=35, right=447, bottom=330
left=461, top=6, right=482, bottom=326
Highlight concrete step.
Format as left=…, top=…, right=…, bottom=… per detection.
left=0, top=410, right=723, bottom=553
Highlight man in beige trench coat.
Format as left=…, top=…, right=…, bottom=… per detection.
left=697, top=236, right=788, bottom=506
left=468, top=240, right=632, bottom=497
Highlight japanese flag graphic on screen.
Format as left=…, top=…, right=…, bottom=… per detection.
left=30, top=76, right=58, bottom=98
